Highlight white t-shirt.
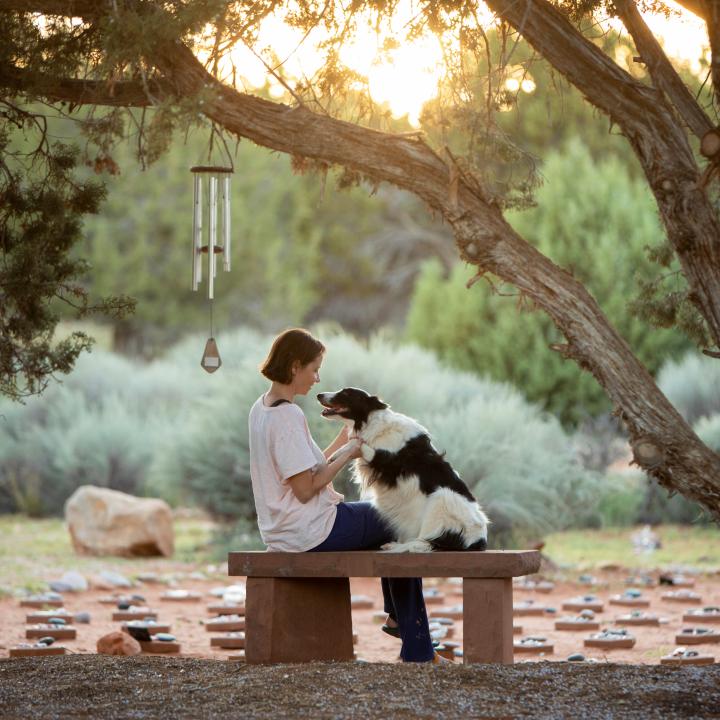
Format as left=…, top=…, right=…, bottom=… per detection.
left=248, top=395, right=343, bottom=551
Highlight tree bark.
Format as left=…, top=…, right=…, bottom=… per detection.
left=2, top=0, right=720, bottom=519
left=485, top=0, right=720, bottom=353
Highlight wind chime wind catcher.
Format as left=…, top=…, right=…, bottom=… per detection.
left=191, top=164, right=233, bottom=373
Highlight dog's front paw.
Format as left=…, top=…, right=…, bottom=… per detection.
left=380, top=542, right=402, bottom=552
left=360, top=442, right=375, bottom=462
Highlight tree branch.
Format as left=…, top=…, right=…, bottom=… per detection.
left=0, top=65, right=157, bottom=106
left=485, top=0, right=720, bottom=352
left=674, top=0, right=707, bottom=20
left=483, top=0, right=667, bottom=131
left=615, top=0, right=713, bottom=140
left=0, top=0, right=98, bottom=15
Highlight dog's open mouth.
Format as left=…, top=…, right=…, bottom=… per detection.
left=319, top=401, right=347, bottom=417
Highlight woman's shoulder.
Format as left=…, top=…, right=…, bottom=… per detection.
left=261, top=399, right=306, bottom=422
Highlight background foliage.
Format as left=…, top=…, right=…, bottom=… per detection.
left=0, top=328, right=710, bottom=549
left=406, top=139, right=692, bottom=424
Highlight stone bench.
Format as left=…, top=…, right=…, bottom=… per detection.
left=228, top=550, right=541, bottom=664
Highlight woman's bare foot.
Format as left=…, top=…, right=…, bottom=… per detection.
left=385, top=615, right=398, bottom=628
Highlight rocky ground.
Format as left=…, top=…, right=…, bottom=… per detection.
left=1, top=655, right=719, bottom=719
left=2, top=568, right=719, bottom=664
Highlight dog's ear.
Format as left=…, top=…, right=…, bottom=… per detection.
left=368, top=395, right=388, bottom=411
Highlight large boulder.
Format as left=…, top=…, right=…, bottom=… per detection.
left=65, top=485, right=174, bottom=557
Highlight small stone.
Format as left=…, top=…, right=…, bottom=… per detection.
left=99, top=570, right=132, bottom=588
left=567, top=653, right=585, bottom=662
left=117, top=602, right=130, bottom=610
left=47, top=618, right=66, bottom=625
left=74, top=612, right=91, bottom=624
left=49, top=582, right=73, bottom=594
left=57, top=571, right=88, bottom=592
left=37, top=637, right=55, bottom=646
left=155, top=633, right=176, bottom=642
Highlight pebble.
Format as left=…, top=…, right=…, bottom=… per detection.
left=74, top=612, right=91, bottom=624
left=155, top=633, right=176, bottom=642
left=58, top=571, right=88, bottom=592
left=567, top=653, right=585, bottom=662
left=37, top=637, right=55, bottom=646
left=99, top=570, right=132, bottom=588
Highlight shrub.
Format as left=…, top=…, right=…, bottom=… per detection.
left=695, top=413, right=720, bottom=452
left=0, top=350, right=202, bottom=516
left=595, top=472, right=645, bottom=528
left=0, top=327, right=606, bottom=546
left=657, top=353, right=720, bottom=425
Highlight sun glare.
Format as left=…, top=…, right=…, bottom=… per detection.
left=226, top=0, right=709, bottom=127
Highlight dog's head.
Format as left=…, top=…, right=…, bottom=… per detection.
left=317, top=388, right=388, bottom=431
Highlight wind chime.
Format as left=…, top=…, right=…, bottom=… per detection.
left=191, top=164, right=233, bottom=373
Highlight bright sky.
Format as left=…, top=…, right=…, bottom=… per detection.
left=228, top=0, right=709, bottom=127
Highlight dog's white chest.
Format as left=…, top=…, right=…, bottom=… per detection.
left=368, top=476, right=426, bottom=542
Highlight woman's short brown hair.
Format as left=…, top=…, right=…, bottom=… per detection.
left=260, top=328, right=325, bottom=384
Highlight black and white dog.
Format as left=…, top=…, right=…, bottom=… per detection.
left=317, top=388, right=489, bottom=552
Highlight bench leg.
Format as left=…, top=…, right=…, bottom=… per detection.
left=462, top=577, right=513, bottom=664
left=245, top=577, right=354, bottom=663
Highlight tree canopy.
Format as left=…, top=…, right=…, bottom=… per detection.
left=1, top=0, right=720, bottom=519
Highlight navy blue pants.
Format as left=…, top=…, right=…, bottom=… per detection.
left=309, top=502, right=434, bottom=663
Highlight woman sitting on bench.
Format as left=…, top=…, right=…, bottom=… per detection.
left=248, top=327, right=447, bottom=663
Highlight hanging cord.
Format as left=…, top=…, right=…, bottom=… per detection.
left=210, top=299, right=214, bottom=339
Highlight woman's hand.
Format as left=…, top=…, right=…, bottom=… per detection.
left=336, top=425, right=351, bottom=444
left=328, top=438, right=363, bottom=464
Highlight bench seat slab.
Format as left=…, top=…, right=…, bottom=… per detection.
left=230, top=551, right=540, bottom=578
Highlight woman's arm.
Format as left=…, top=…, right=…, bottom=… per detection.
left=288, top=439, right=361, bottom=504
left=323, top=425, right=350, bottom=461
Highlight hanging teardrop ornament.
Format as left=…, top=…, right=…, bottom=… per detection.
left=201, top=337, right=222, bottom=374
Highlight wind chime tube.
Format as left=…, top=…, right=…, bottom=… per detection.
left=192, top=173, right=203, bottom=290
left=223, top=175, right=231, bottom=272
left=208, top=175, right=217, bottom=300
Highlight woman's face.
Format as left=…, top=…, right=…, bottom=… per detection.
left=292, top=353, right=323, bottom=395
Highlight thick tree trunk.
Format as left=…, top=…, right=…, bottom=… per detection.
left=483, top=0, right=720, bottom=350
left=2, top=0, right=720, bottom=519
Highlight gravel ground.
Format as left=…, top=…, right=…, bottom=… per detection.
left=0, top=656, right=718, bottom=719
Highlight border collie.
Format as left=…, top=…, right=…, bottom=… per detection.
left=317, top=387, right=489, bottom=552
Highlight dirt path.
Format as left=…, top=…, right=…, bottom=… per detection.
left=1, top=655, right=718, bottom=719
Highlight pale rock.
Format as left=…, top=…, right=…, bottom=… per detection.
left=64, top=485, right=174, bottom=558
left=97, top=631, right=141, bottom=656
left=98, top=570, right=132, bottom=588
left=53, top=571, right=88, bottom=592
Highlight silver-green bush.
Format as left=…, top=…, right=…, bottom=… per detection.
left=1, top=327, right=603, bottom=546
left=695, top=413, right=720, bottom=453
left=657, top=352, right=720, bottom=424
left=0, top=350, right=203, bottom=515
